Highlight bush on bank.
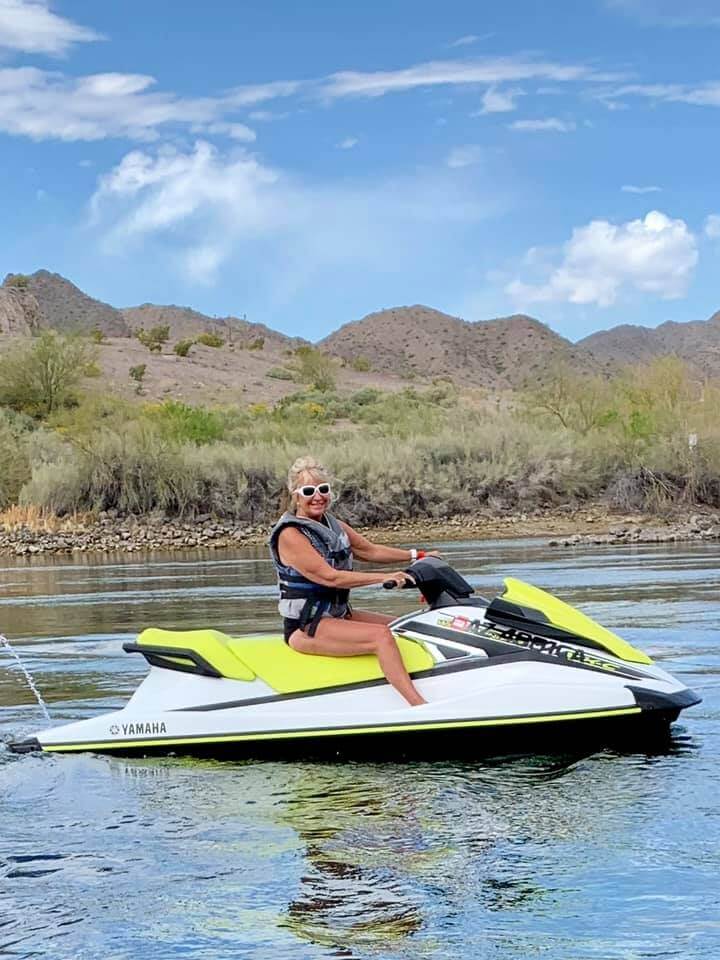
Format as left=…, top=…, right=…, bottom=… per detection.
left=3, top=355, right=720, bottom=523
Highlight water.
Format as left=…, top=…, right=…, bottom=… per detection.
left=0, top=635, right=51, bottom=724
left=1, top=539, right=718, bottom=959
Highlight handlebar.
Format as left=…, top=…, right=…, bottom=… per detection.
left=382, top=575, right=417, bottom=590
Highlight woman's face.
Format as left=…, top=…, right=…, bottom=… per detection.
left=294, top=470, right=331, bottom=519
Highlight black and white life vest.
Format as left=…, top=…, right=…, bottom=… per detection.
left=268, top=512, right=353, bottom=634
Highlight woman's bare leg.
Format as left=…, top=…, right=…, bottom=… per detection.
left=348, top=608, right=394, bottom=626
left=288, top=617, right=426, bottom=707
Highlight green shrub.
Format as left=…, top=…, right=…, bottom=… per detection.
left=0, top=332, right=96, bottom=418
left=90, top=328, right=107, bottom=344
left=129, top=364, right=146, bottom=394
left=247, top=336, right=265, bottom=350
left=0, top=410, right=32, bottom=507
left=173, top=338, right=194, bottom=358
left=6, top=273, right=29, bottom=289
left=350, top=356, right=372, bottom=372
left=196, top=332, right=224, bottom=348
left=136, top=325, right=170, bottom=353
left=290, top=346, right=337, bottom=392
left=142, top=400, right=225, bottom=444
left=266, top=366, right=295, bottom=381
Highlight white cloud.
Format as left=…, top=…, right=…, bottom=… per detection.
left=90, top=140, right=497, bottom=287
left=336, top=136, right=358, bottom=149
left=506, top=210, right=698, bottom=306
left=0, top=66, right=255, bottom=141
left=200, top=122, right=256, bottom=142
left=225, top=80, right=301, bottom=106
left=476, top=85, right=523, bottom=114
left=509, top=117, right=576, bottom=132
left=598, top=81, right=720, bottom=109
left=605, top=0, right=720, bottom=26
left=446, top=144, right=485, bottom=168
left=450, top=34, right=481, bottom=47
left=319, top=56, right=625, bottom=100
left=0, top=0, right=101, bottom=55
left=622, top=184, right=662, bottom=193
left=704, top=214, right=720, bottom=238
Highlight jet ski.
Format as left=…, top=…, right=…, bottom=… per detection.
left=9, top=557, right=700, bottom=758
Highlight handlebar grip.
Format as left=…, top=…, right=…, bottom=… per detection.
left=382, top=576, right=417, bottom=590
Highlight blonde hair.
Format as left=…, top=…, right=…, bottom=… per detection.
left=283, top=455, right=332, bottom=513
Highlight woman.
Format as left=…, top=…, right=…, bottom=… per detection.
left=269, top=455, right=430, bottom=707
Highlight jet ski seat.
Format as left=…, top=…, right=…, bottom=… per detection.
left=136, top=628, right=434, bottom=693
left=228, top=635, right=434, bottom=693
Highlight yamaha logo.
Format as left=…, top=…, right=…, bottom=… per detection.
left=108, top=722, right=167, bottom=737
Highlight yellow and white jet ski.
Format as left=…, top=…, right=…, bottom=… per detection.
left=9, top=558, right=700, bottom=758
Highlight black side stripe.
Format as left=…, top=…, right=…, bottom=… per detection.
left=174, top=656, right=501, bottom=712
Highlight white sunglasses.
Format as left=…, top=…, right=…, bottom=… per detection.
left=294, top=483, right=332, bottom=498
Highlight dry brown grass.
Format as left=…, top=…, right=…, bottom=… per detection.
left=0, top=504, right=94, bottom=532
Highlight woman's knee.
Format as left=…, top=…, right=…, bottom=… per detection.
left=372, top=626, right=397, bottom=652
left=288, top=630, right=310, bottom=652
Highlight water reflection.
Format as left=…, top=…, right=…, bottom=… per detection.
left=0, top=540, right=717, bottom=959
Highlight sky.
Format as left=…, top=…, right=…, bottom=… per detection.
left=1, top=0, right=719, bottom=342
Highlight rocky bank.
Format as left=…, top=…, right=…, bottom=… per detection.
left=2, top=507, right=720, bottom=558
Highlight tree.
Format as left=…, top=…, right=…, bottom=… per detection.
left=0, top=331, right=95, bottom=418
left=291, top=346, right=337, bottom=392
left=523, top=362, right=613, bottom=435
left=136, top=325, right=170, bottom=353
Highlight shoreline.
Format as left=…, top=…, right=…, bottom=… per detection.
left=2, top=506, right=720, bottom=558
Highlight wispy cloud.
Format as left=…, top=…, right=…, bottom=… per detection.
left=0, top=67, right=255, bottom=141
left=705, top=214, right=720, bottom=238
left=91, top=140, right=499, bottom=290
left=509, top=117, right=576, bottom=132
left=449, top=34, right=484, bottom=47
left=0, top=0, right=101, bottom=55
left=604, top=0, right=720, bottom=27
left=336, top=136, right=358, bottom=149
left=318, top=56, right=626, bottom=100
left=475, top=85, right=524, bottom=114
left=621, top=183, right=662, bottom=193
left=446, top=145, right=485, bottom=168
left=507, top=210, right=698, bottom=306
left=597, top=81, right=720, bottom=108
left=225, top=80, right=302, bottom=107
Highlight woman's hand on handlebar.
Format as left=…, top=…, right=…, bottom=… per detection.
left=384, top=570, right=416, bottom=588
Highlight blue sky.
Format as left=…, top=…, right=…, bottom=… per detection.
left=1, top=0, right=719, bottom=341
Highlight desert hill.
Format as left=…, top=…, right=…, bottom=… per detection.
left=321, top=305, right=595, bottom=388
left=121, top=304, right=303, bottom=351
left=579, top=311, right=720, bottom=379
left=3, top=271, right=131, bottom=336
left=2, top=269, right=720, bottom=403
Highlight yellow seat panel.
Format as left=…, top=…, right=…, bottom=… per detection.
left=228, top=634, right=433, bottom=693
left=137, top=628, right=255, bottom=681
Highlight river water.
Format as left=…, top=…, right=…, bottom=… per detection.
left=1, top=539, right=718, bottom=959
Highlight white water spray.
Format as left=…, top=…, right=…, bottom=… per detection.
left=0, top=634, right=51, bottom=723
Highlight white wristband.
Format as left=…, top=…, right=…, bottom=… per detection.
left=409, top=548, right=417, bottom=562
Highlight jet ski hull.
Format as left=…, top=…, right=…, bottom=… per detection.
left=10, top=703, right=689, bottom=760
left=7, top=565, right=702, bottom=760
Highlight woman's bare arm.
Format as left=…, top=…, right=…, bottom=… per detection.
left=278, top=528, right=408, bottom=588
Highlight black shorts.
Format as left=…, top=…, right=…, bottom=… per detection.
left=283, top=618, right=302, bottom=644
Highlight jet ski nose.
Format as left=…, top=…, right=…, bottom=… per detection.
left=7, top=737, right=41, bottom=754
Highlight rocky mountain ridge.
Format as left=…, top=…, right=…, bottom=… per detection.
left=2, top=270, right=720, bottom=393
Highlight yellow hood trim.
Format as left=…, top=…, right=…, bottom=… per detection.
left=501, top=578, right=653, bottom=665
